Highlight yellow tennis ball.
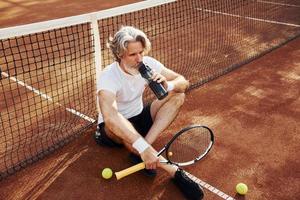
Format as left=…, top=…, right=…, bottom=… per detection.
left=168, top=151, right=173, bottom=157
left=236, top=183, right=248, bottom=195
left=102, top=168, right=113, bottom=179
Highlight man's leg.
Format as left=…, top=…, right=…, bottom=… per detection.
left=96, top=94, right=203, bottom=199
left=94, top=123, right=123, bottom=148
left=145, top=92, right=185, bottom=144
left=103, top=124, right=144, bottom=155
left=98, top=92, right=185, bottom=153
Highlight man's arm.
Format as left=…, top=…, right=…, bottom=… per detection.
left=154, top=67, right=189, bottom=93
left=98, top=90, right=140, bottom=144
left=98, top=90, right=159, bottom=169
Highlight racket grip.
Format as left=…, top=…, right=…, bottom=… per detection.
left=115, top=162, right=146, bottom=180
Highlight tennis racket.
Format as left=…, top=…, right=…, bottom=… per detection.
left=115, top=125, right=214, bottom=180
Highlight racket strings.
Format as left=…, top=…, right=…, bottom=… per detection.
left=167, top=127, right=212, bottom=164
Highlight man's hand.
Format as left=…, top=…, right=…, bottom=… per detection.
left=151, top=71, right=168, bottom=89
left=140, top=147, right=159, bottom=170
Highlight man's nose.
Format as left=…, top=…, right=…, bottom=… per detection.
left=136, top=54, right=142, bottom=62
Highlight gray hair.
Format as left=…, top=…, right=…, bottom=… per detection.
left=107, top=26, right=151, bottom=62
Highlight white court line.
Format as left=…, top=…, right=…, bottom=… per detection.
left=1, top=71, right=96, bottom=123
left=185, top=171, right=235, bottom=200
left=256, top=0, right=300, bottom=8
left=196, top=8, right=300, bottom=27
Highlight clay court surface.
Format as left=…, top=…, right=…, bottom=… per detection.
left=0, top=1, right=299, bottom=200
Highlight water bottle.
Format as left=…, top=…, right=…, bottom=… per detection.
left=138, top=62, right=168, bottom=100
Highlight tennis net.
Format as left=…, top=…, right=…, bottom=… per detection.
left=0, top=0, right=299, bottom=179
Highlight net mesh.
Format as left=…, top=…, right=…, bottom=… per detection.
left=1, top=0, right=299, bottom=179
left=0, top=24, right=96, bottom=178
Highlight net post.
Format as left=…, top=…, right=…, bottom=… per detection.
left=90, top=14, right=102, bottom=114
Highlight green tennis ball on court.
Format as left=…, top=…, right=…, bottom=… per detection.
left=236, top=183, right=248, bottom=195
left=102, top=168, right=113, bottom=179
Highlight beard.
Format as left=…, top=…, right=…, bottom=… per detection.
left=124, top=62, right=140, bottom=69
left=121, top=62, right=140, bottom=75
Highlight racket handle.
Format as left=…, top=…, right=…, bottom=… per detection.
left=115, top=162, right=145, bottom=180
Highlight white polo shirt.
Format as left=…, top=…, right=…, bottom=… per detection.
left=97, top=56, right=165, bottom=123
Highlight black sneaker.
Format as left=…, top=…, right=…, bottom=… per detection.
left=128, top=153, right=157, bottom=177
left=172, top=168, right=204, bottom=200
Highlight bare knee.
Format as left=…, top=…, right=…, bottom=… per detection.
left=170, top=92, right=185, bottom=108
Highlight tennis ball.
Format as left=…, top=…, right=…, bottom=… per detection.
left=168, top=151, right=173, bottom=157
left=236, top=183, right=248, bottom=195
left=102, top=168, right=113, bottom=179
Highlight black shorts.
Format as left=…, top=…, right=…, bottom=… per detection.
left=95, top=104, right=153, bottom=147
